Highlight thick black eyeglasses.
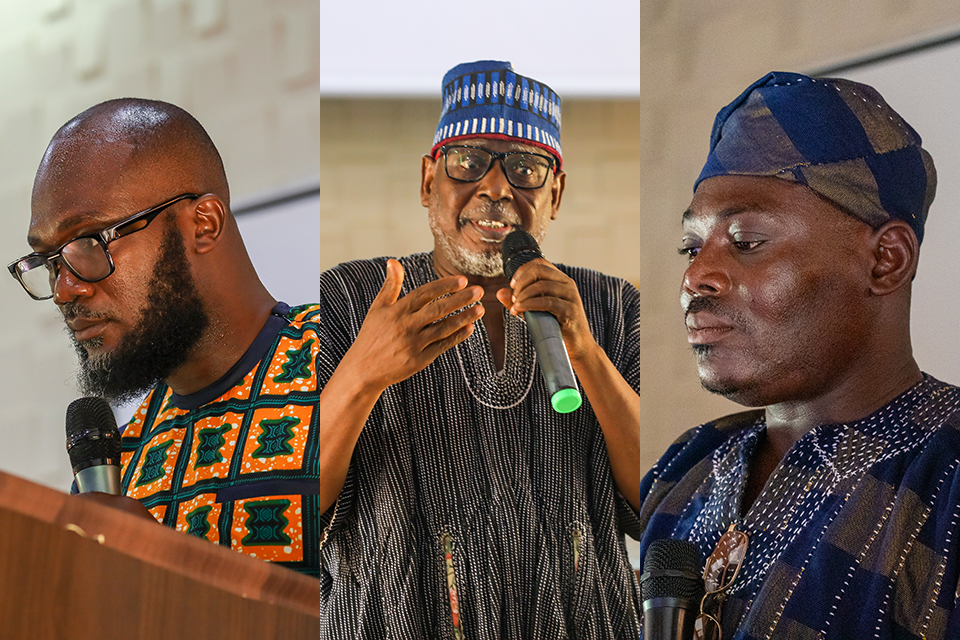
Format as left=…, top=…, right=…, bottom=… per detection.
left=8, top=193, right=200, bottom=300
left=694, top=524, right=749, bottom=640
left=440, top=145, right=556, bottom=189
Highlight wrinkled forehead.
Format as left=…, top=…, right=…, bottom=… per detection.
left=682, top=174, right=867, bottom=240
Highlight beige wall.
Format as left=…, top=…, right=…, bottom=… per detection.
left=2, top=0, right=960, bottom=489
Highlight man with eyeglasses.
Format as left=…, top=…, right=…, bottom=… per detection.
left=631, top=73, right=960, bottom=640
left=13, top=97, right=399, bottom=574
left=293, top=60, right=648, bottom=638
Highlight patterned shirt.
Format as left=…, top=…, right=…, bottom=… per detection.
left=312, top=253, right=645, bottom=639
left=631, top=374, right=960, bottom=639
left=120, top=302, right=331, bottom=576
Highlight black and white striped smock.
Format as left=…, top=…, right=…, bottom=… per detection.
left=312, top=252, right=645, bottom=639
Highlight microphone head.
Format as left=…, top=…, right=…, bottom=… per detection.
left=639, top=538, right=705, bottom=602
left=501, top=228, right=543, bottom=279
left=66, top=396, right=121, bottom=474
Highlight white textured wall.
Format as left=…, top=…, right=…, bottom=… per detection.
left=1, top=0, right=960, bottom=491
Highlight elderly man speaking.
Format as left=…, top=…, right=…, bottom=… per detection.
left=633, top=72, right=960, bottom=640
left=282, top=59, right=652, bottom=640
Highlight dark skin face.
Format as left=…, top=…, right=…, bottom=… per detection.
left=28, top=137, right=199, bottom=359
left=421, top=137, right=565, bottom=280
left=27, top=128, right=266, bottom=400
left=681, top=175, right=922, bottom=512
left=31, top=101, right=277, bottom=519
left=681, top=175, right=887, bottom=407
left=421, top=137, right=565, bottom=369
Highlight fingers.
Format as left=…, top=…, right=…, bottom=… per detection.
left=508, top=259, right=570, bottom=294
left=496, top=287, right=513, bottom=310
left=402, top=278, right=483, bottom=326
left=511, top=279, right=575, bottom=306
left=372, top=259, right=405, bottom=308
left=419, top=287, right=484, bottom=325
left=373, top=260, right=482, bottom=323
left=426, top=322, right=478, bottom=358
left=505, top=260, right=581, bottom=313
left=402, top=274, right=470, bottom=309
left=503, top=259, right=597, bottom=360
left=419, top=301, right=484, bottom=348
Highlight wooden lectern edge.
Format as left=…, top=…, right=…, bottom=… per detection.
left=0, top=469, right=325, bottom=618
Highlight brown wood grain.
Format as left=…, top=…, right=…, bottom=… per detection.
left=0, top=470, right=325, bottom=639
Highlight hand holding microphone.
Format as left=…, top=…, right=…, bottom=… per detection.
left=501, top=229, right=582, bottom=413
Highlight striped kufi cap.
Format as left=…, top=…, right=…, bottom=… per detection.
left=431, top=60, right=562, bottom=168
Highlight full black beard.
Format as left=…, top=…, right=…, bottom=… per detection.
left=71, top=222, right=209, bottom=403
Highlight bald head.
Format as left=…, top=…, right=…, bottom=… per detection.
left=23, top=98, right=277, bottom=398
left=35, top=98, right=229, bottom=211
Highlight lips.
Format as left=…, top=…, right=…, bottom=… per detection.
left=465, top=218, right=515, bottom=243
left=470, top=219, right=514, bottom=240
left=67, top=317, right=109, bottom=343
left=685, top=311, right=735, bottom=345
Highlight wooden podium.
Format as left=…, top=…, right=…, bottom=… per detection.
left=0, top=470, right=325, bottom=639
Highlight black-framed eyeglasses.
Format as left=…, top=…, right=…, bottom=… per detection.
left=440, top=145, right=556, bottom=189
left=8, top=192, right=200, bottom=301
left=694, top=524, right=749, bottom=640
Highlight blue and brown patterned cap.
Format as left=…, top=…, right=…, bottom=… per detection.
left=431, top=60, right=563, bottom=168
left=696, top=72, right=936, bottom=244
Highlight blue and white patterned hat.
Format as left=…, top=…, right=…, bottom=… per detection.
left=431, top=60, right=563, bottom=168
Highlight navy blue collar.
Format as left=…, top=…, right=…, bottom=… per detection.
left=169, top=302, right=291, bottom=411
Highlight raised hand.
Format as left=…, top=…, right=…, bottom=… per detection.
left=345, top=259, right=485, bottom=393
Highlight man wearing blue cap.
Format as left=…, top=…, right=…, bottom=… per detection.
left=632, top=72, right=960, bottom=639
left=289, top=61, right=649, bottom=638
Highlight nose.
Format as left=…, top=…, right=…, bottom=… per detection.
left=680, top=242, right=733, bottom=303
left=475, top=159, right=513, bottom=201
left=52, top=263, right=96, bottom=305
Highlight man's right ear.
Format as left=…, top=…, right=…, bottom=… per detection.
left=420, top=154, right=438, bottom=207
left=868, top=219, right=920, bottom=295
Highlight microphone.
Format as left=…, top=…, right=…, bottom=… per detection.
left=501, top=229, right=582, bottom=413
left=66, top=397, right=122, bottom=495
left=639, top=539, right=704, bottom=640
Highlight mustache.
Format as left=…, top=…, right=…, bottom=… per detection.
left=683, top=295, right=748, bottom=328
left=60, top=301, right=105, bottom=322
left=684, top=295, right=721, bottom=316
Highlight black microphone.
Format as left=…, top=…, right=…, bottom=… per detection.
left=639, top=539, right=704, bottom=640
left=501, top=228, right=582, bottom=413
left=66, top=397, right=121, bottom=495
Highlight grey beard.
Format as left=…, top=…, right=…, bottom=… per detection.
left=428, top=216, right=505, bottom=278
left=427, top=197, right=538, bottom=277
left=436, top=236, right=505, bottom=277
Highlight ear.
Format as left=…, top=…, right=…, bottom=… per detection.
left=869, top=219, right=919, bottom=296
left=420, top=154, right=438, bottom=207
left=190, top=195, right=227, bottom=254
left=548, top=169, right=566, bottom=220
